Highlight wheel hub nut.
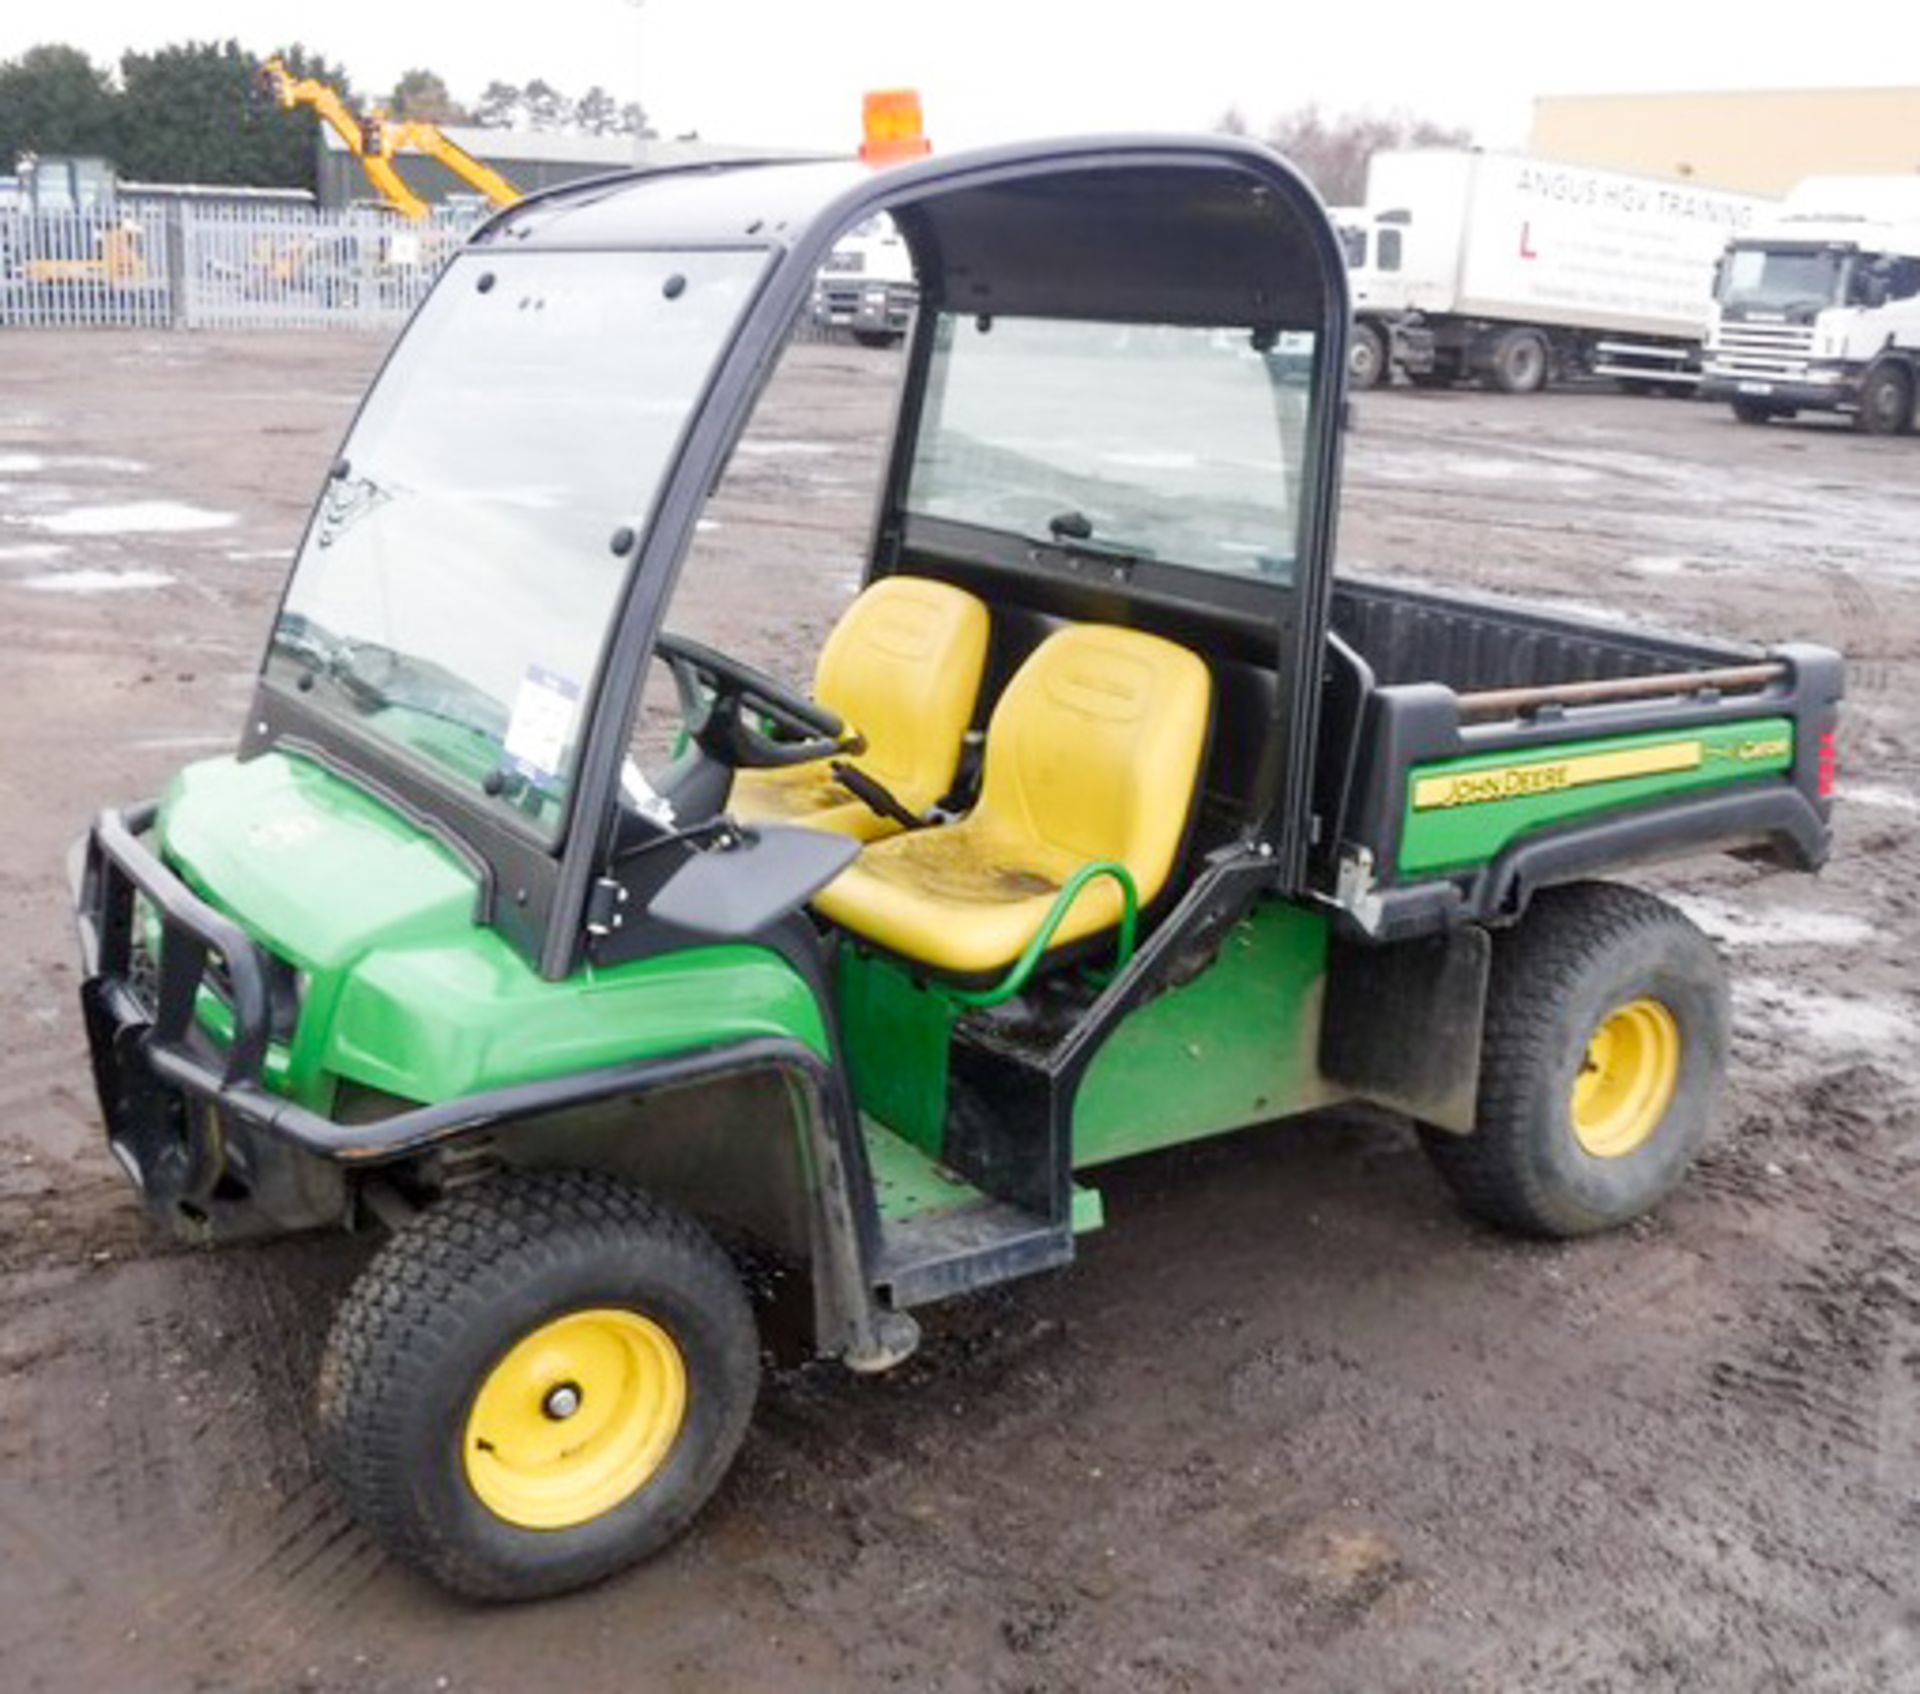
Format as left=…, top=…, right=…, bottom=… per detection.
left=543, top=1382, right=583, bottom=1421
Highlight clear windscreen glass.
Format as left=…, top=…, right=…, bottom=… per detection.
left=267, top=246, right=767, bottom=838
left=1720, top=245, right=1846, bottom=313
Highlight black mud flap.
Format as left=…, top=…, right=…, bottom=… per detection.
left=1320, top=925, right=1491, bottom=1134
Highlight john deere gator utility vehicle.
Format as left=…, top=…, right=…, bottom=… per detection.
left=73, top=132, right=1843, bottom=1600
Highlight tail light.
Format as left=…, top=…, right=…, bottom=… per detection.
left=1815, top=727, right=1837, bottom=801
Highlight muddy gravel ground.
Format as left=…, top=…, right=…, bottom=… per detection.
left=2, top=332, right=1918, bottom=1693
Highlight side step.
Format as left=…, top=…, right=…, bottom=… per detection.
left=862, top=1116, right=1086, bottom=1307
left=875, top=1198, right=1074, bottom=1308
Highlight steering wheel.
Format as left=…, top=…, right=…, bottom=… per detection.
left=654, top=630, right=859, bottom=771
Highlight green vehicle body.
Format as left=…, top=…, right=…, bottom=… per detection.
left=158, top=752, right=828, bottom=1110
left=73, top=134, right=1843, bottom=1383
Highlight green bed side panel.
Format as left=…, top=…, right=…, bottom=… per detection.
left=1398, top=717, right=1795, bottom=877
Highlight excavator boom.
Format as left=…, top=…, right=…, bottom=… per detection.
left=259, top=57, right=517, bottom=220
left=388, top=122, right=521, bottom=210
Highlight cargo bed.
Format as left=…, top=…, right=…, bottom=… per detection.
left=1315, top=577, right=1842, bottom=940
left=1332, top=576, right=1743, bottom=695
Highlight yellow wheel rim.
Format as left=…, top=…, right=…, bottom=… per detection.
left=463, top=1308, right=687, bottom=1530
left=1571, top=998, right=1681, bottom=1159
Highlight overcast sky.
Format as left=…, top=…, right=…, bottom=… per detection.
left=7, top=1, right=1920, bottom=151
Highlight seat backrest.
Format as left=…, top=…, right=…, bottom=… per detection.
left=815, top=576, right=991, bottom=807
left=975, top=623, right=1212, bottom=907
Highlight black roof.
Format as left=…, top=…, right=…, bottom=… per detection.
left=478, top=135, right=1346, bottom=330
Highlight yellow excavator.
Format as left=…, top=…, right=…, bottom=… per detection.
left=260, top=58, right=521, bottom=220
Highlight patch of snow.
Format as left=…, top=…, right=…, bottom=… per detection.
left=0, top=451, right=148, bottom=476
left=131, top=732, right=235, bottom=751
left=32, top=501, right=236, bottom=536
left=1735, top=978, right=1907, bottom=1055
left=1673, top=895, right=1876, bottom=950
left=0, top=542, right=69, bottom=563
left=1841, top=782, right=1920, bottom=816
left=21, top=568, right=175, bottom=594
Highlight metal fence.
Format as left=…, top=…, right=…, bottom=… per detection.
left=0, top=201, right=485, bottom=332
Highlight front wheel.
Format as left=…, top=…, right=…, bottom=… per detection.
left=317, top=1169, right=760, bottom=1601
left=1855, top=362, right=1915, bottom=436
left=1420, top=882, right=1729, bottom=1237
left=1348, top=321, right=1387, bottom=390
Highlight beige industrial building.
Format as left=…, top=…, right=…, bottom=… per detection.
left=1531, top=87, right=1920, bottom=196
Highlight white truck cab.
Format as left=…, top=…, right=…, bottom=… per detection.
left=1330, top=204, right=1432, bottom=387
left=1702, top=176, right=1920, bottom=435
left=810, top=211, right=917, bottom=346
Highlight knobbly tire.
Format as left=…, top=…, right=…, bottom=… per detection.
left=1420, top=882, right=1729, bottom=1238
left=316, top=1168, right=759, bottom=1601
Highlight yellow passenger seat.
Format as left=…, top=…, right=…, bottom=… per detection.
left=729, top=576, right=990, bottom=841
left=813, top=623, right=1213, bottom=978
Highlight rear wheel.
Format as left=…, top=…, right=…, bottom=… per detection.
left=317, top=1168, right=759, bottom=1601
left=1419, top=882, right=1728, bottom=1237
left=1348, top=321, right=1387, bottom=390
left=1855, top=362, right=1915, bottom=436
left=1482, top=327, right=1550, bottom=394
left=853, top=329, right=901, bottom=349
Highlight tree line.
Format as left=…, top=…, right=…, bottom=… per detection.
left=1218, top=105, right=1473, bottom=205
left=0, top=41, right=654, bottom=197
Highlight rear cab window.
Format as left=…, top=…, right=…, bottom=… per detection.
left=906, top=314, right=1318, bottom=585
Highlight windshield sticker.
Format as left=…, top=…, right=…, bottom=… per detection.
left=503, top=666, right=581, bottom=787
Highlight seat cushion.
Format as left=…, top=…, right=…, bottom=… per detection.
left=725, top=762, right=899, bottom=842
left=731, top=575, right=989, bottom=839
left=814, top=623, right=1212, bottom=977
left=815, top=820, right=1128, bottom=977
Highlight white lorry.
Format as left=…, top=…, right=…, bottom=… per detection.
left=1700, top=176, right=1920, bottom=435
left=810, top=211, right=916, bottom=346
left=1345, top=150, right=1768, bottom=393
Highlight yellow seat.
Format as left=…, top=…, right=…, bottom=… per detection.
left=814, top=624, right=1213, bottom=978
left=729, top=576, right=990, bottom=842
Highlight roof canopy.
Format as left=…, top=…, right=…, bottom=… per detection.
left=488, top=136, right=1344, bottom=331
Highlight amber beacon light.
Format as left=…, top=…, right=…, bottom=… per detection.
left=859, top=88, right=932, bottom=165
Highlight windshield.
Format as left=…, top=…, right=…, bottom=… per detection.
left=906, top=314, right=1317, bottom=583
left=267, top=246, right=767, bottom=838
left=1720, top=245, right=1848, bottom=313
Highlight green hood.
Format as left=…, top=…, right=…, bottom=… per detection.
left=155, top=753, right=829, bottom=1109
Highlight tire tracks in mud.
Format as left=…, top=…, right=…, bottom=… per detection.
left=0, top=1236, right=396, bottom=1691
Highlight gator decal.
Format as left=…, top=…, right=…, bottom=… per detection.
left=1399, top=718, right=1796, bottom=877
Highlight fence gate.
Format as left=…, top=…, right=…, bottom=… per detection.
left=0, top=201, right=483, bottom=331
